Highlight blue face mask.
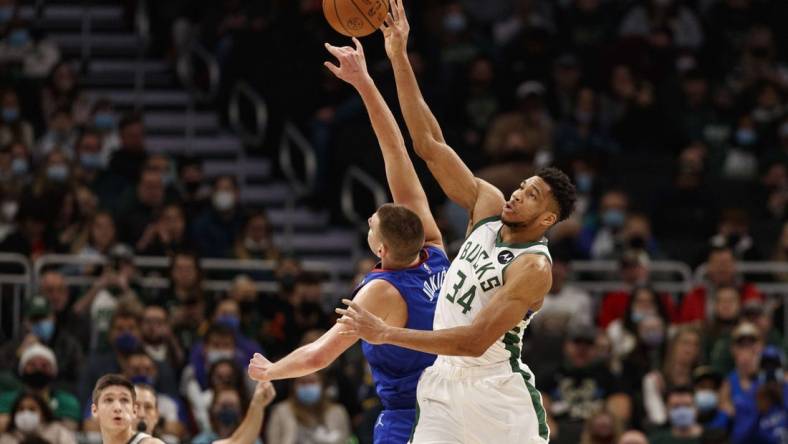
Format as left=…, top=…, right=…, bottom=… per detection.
left=31, top=319, right=55, bottom=342
left=11, top=158, right=28, bottom=176
left=94, top=112, right=115, bottom=130
left=46, top=164, right=69, bottom=182
left=736, top=128, right=756, bottom=146
left=130, top=375, right=154, bottom=386
left=216, top=315, right=240, bottom=331
left=215, top=407, right=240, bottom=427
left=114, top=332, right=139, bottom=354
left=443, top=12, right=467, bottom=33
left=630, top=311, right=646, bottom=324
left=0, top=6, right=13, bottom=24
left=669, top=406, right=696, bottom=428
left=296, top=383, right=322, bottom=406
left=601, top=209, right=625, bottom=228
left=79, top=152, right=104, bottom=170
left=694, top=390, right=718, bottom=412
left=575, top=173, right=593, bottom=193
left=7, top=29, right=30, bottom=48
left=2, top=107, right=19, bottom=123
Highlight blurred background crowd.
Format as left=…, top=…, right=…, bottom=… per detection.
left=0, top=0, right=786, bottom=443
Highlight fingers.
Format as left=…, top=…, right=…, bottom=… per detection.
left=341, top=298, right=362, bottom=312
left=324, top=42, right=344, bottom=59
left=352, top=36, right=364, bottom=55
left=390, top=0, right=398, bottom=21
left=324, top=61, right=340, bottom=76
left=384, top=13, right=394, bottom=28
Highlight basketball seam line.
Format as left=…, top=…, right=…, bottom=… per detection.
left=333, top=0, right=353, bottom=36
left=347, top=0, right=378, bottom=32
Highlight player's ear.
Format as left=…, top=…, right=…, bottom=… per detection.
left=91, top=402, right=97, bottom=418
left=541, top=211, right=557, bottom=227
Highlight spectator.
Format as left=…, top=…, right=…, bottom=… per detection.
left=711, top=298, right=784, bottom=375
left=186, top=359, right=249, bottom=434
left=266, top=372, right=351, bottom=444
left=708, top=208, right=762, bottom=261
left=174, top=156, right=210, bottom=220
left=642, top=326, right=702, bottom=427
left=69, top=211, right=117, bottom=267
left=554, top=86, right=619, bottom=161
left=107, top=112, right=147, bottom=185
left=0, top=140, right=31, bottom=193
left=621, top=314, right=668, bottom=398
left=0, top=19, right=60, bottom=78
left=227, top=275, right=261, bottom=339
left=191, top=175, right=244, bottom=258
left=192, top=387, right=250, bottom=444
left=719, top=322, right=764, bottom=443
left=87, top=99, right=121, bottom=164
left=678, top=246, right=762, bottom=324
left=37, top=271, right=86, bottom=345
left=579, top=409, right=622, bottom=444
left=619, top=0, right=703, bottom=50
left=0, top=344, right=80, bottom=431
left=40, top=61, right=90, bottom=125
left=0, top=196, right=55, bottom=260
left=136, top=204, right=191, bottom=256
left=291, top=272, right=331, bottom=334
left=617, top=430, right=648, bottom=444
left=53, top=186, right=98, bottom=254
left=181, top=324, right=250, bottom=397
left=210, top=298, right=262, bottom=362
left=35, top=107, right=77, bottom=161
left=647, top=386, right=703, bottom=444
left=132, top=384, right=161, bottom=438
left=578, top=189, right=630, bottom=259
left=770, top=221, right=788, bottom=283
left=0, top=89, right=33, bottom=148
left=115, top=168, right=168, bottom=247
left=233, top=210, right=280, bottom=261
left=158, top=252, right=205, bottom=340
left=531, top=255, right=593, bottom=335
left=703, top=286, right=742, bottom=362
left=0, top=296, right=83, bottom=392
left=691, top=366, right=729, bottom=433
left=546, top=54, right=582, bottom=121
left=538, top=322, right=631, bottom=444
left=0, top=392, right=75, bottom=444
left=140, top=305, right=185, bottom=375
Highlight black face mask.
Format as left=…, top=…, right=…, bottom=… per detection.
left=239, top=300, right=257, bottom=314
left=184, top=181, right=201, bottom=195
left=22, top=371, right=53, bottom=389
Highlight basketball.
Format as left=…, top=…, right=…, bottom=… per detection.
left=323, top=0, right=389, bottom=37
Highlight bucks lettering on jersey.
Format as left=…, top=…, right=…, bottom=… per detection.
left=433, top=216, right=552, bottom=367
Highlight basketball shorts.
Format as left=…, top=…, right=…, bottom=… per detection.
left=374, top=408, right=417, bottom=444
left=408, top=358, right=550, bottom=444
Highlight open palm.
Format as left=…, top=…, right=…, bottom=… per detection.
left=380, top=0, right=410, bottom=58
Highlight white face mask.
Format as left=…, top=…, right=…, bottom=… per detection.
left=2, top=201, right=18, bottom=221
left=14, top=410, right=40, bottom=433
left=206, top=349, right=234, bottom=366
left=212, top=191, right=235, bottom=212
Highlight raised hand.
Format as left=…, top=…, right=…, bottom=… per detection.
left=335, top=298, right=389, bottom=344
left=252, top=381, right=277, bottom=407
left=380, top=0, right=409, bottom=58
left=248, top=352, right=273, bottom=382
left=324, top=37, right=371, bottom=88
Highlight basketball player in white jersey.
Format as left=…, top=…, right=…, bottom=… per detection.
left=335, top=0, right=577, bottom=442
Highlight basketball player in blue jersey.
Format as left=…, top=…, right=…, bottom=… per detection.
left=248, top=37, right=449, bottom=444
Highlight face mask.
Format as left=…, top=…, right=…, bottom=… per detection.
left=575, top=173, right=592, bottom=193
left=2, top=200, right=18, bottom=221
left=206, top=350, right=235, bottom=366
left=94, top=112, right=115, bottom=130
left=0, top=6, right=13, bottom=23
left=46, top=164, right=69, bottom=182
left=8, top=29, right=30, bottom=48
left=296, top=382, right=322, bottom=406
left=32, top=319, right=55, bottom=342
left=215, top=407, right=240, bottom=428
left=79, top=152, right=104, bottom=171
left=21, top=371, right=53, bottom=390
left=114, top=332, right=140, bottom=354
left=2, top=107, right=19, bottom=123
left=130, top=375, right=154, bottom=386
left=641, top=330, right=664, bottom=347
left=243, top=237, right=269, bottom=252
left=216, top=315, right=240, bottom=331
left=162, top=172, right=175, bottom=186
left=14, top=411, right=40, bottom=433
left=443, top=12, right=466, bottom=33
left=694, top=390, right=718, bottom=412
left=669, top=406, right=696, bottom=428
left=212, top=191, right=235, bottom=212
left=184, top=181, right=201, bottom=194
left=736, top=129, right=756, bottom=146
left=601, top=209, right=625, bottom=228
left=630, top=311, right=647, bottom=324
left=11, top=158, right=28, bottom=175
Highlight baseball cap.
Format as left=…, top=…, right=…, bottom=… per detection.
left=732, top=322, right=760, bottom=341
left=26, top=295, right=51, bottom=319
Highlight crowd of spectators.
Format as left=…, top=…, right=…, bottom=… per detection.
left=0, top=0, right=787, bottom=443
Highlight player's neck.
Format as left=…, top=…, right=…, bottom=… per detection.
left=381, top=253, right=421, bottom=270
left=101, top=425, right=137, bottom=444
left=499, top=224, right=545, bottom=245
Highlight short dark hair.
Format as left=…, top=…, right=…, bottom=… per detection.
left=93, top=374, right=136, bottom=405
left=205, top=323, right=236, bottom=344
left=376, top=203, right=425, bottom=262
left=132, top=383, right=158, bottom=408
left=667, top=385, right=695, bottom=400
left=535, top=167, right=576, bottom=222
left=119, top=112, right=143, bottom=130
left=9, top=392, right=54, bottom=431
left=110, top=307, right=142, bottom=331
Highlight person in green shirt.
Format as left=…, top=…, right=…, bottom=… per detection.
left=0, top=343, right=81, bottom=431
left=648, top=386, right=703, bottom=444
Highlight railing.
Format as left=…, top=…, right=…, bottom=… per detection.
left=278, top=122, right=319, bottom=251
left=229, top=81, right=268, bottom=147
left=133, top=0, right=150, bottom=111
left=341, top=166, right=389, bottom=232
left=177, top=43, right=221, bottom=154
left=0, top=253, right=32, bottom=339
left=568, top=260, right=694, bottom=295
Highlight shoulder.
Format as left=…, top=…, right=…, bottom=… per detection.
left=354, top=278, right=404, bottom=316
left=505, top=253, right=551, bottom=278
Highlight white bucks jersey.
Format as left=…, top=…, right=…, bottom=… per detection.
left=433, top=216, right=552, bottom=367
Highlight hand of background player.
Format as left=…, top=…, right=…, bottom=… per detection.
left=335, top=298, right=388, bottom=344
left=380, top=0, right=409, bottom=58
left=324, top=38, right=371, bottom=89
left=250, top=381, right=276, bottom=408
left=247, top=353, right=273, bottom=382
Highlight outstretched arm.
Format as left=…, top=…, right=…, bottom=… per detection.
left=381, top=0, right=504, bottom=224
left=324, top=39, right=442, bottom=248
left=337, top=255, right=551, bottom=356
left=213, top=382, right=276, bottom=444
left=248, top=280, right=403, bottom=381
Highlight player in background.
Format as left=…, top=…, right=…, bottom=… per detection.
left=335, top=1, right=588, bottom=443
left=248, top=37, right=450, bottom=444
left=91, top=374, right=165, bottom=444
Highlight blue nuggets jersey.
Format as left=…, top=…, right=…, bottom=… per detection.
left=354, top=245, right=449, bottom=410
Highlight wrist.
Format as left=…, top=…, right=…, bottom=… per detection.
left=354, top=76, right=375, bottom=92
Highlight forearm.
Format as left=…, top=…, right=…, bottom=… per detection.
left=72, top=285, right=101, bottom=315
left=382, top=325, right=483, bottom=357
left=218, top=397, right=267, bottom=444
left=266, top=344, right=328, bottom=381
left=389, top=52, right=444, bottom=151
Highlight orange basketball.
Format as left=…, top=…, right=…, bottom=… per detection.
left=323, top=0, right=389, bottom=37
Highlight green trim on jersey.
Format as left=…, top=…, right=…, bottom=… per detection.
left=503, top=327, right=550, bottom=441
left=495, top=227, right=548, bottom=249
left=409, top=399, right=421, bottom=442
left=466, top=216, right=501, bottom=239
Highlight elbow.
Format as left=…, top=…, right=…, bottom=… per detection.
left=411, top=137, right=438, bottom=159
left=456, top=339, right=488, bottom=357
